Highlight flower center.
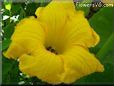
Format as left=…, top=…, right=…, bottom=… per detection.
left=46, top=46, right=58, bottom=55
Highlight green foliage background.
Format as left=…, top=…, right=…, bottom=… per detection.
left=1, top=0, right=114, bottom=85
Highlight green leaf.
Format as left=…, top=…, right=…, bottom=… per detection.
left=3, top=22, right=16, bottom=38
left=89, top=7, right=114, bottom=54
left=25, top=3, right=40, bottom=16
left=2, top=39, right=11, bottom=51
left=97, top=33, right=114, bottom=61
left=3, top=9, right=10, bottom=16
left=103, top=51, right=114, bottom=65
left=88, top=7, right=114, bottom=83
left=2, top=18, right=11, bottom=27
left=18, top=6, right=26, bottom=20
left=10, top=4, right=26, bottom=20
left=11, top=4, right=22, bottom=16
left=2, top=57, right=20, bottom=85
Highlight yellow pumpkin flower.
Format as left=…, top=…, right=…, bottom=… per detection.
left=4, top=0, right=104, bottom=84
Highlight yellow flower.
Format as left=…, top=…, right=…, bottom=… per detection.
left=4, top=0, right=104, bottom=84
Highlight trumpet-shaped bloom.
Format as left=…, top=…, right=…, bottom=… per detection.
left=4, top=0, right=104, bottom=84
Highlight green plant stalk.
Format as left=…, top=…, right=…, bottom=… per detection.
left=96, top=33, right=114, bottom=61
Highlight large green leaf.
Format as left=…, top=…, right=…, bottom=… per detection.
left=11, top=4, right=22, bottom=16
left=97, top=33, right=114, bottom=61
left=2, top=57, right=20, bottom=85
left=89, top=7, right=114, bottom=54
left=2, top=38, right=11, bottom=51
left=18, top=6, right=26, bottom=20
left=3, top=22, right=16, bottom=38
left=10, top=4, right=26, bottom=20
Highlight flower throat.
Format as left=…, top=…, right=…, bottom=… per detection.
left=46, top=46, right=58, bottom=55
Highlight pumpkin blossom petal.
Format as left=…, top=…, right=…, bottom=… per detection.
left=4, top=17, right=45, bottom=59
left=35, top=0, right=76, bottom=49
left=3, top=42, right=27, bottom=59
left=19, top=46, right=64, bottom=84
left=61, top=46, right=104, bottom=83
left=12, top=16, right=45, bottom=42
left=62, top=11, right=100, bottom=48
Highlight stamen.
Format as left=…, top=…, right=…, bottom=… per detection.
left=46, top=46, right=58, bottom=55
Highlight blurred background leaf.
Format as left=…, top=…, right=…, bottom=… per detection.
left=3, top=23, right=15, bottom=38
left=2, top=57, right=19, bottom=85
left=89, top=7, right=114, bottom=53
left=2, top=39, right=11, bottom=51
